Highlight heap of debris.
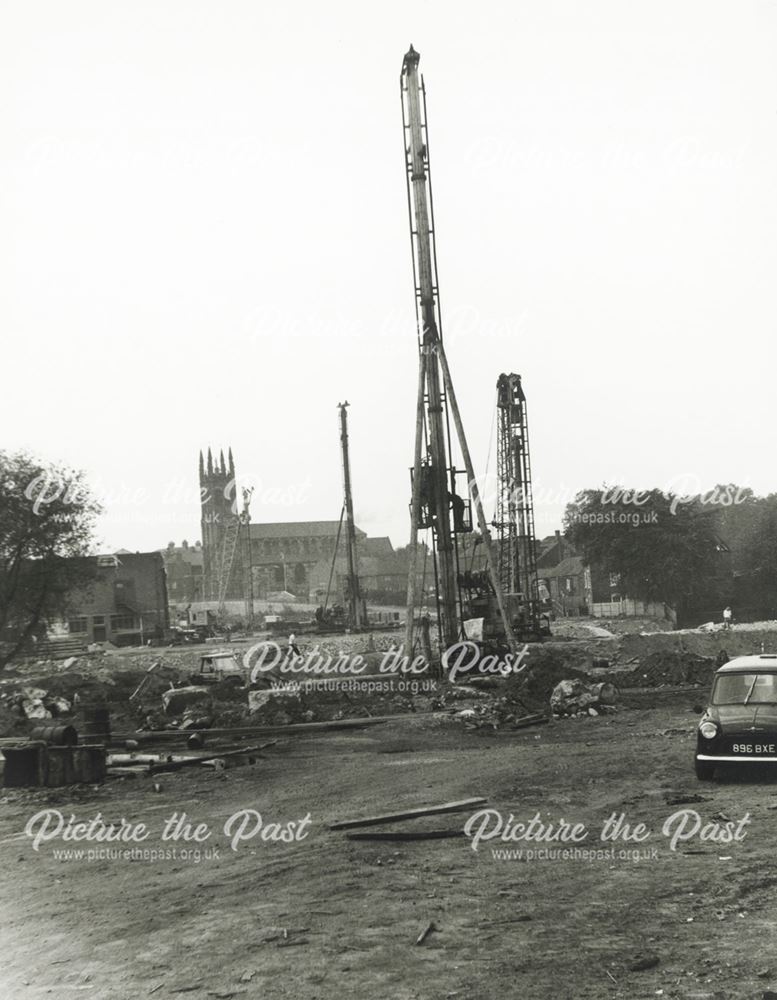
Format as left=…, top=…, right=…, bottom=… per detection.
left=549, top=679, right=618, bottom=717
left=613, top=650, right=716, bottom=688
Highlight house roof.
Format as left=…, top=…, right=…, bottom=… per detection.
left=248, top=521, right=366, bottom=539
left=540, top=555, right=585, bottom=579
left=361, top=537, right=394, bottom=557
left=97, top=551, right=163, bottom=567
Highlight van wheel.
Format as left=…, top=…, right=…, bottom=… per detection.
left=695, top=759, right=715, bottom=781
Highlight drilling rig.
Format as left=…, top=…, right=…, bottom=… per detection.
left=401, top=45, right=515, bottom=659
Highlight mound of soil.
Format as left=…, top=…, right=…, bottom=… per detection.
left=614, top=650, right=716, bottom=688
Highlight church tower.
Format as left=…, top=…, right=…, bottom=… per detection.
left=199, top=447, right=241, bottom=601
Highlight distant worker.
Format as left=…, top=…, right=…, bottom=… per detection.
left=723, top=606, right=733, bottom=630
left=288, top=633, right=301, bottom=657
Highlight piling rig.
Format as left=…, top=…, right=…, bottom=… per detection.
left=338, top=401, right=366, bottom=631
left=400, top=45, right=515, bottom=661
left=316, top=403, right=367, bottom=633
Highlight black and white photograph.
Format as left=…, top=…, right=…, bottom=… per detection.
left=2, top=1, right=777, bottom=997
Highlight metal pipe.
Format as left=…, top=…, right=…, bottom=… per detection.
left=405, top=350, right=428, bottom=657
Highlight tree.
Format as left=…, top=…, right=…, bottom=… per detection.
left=564, top=487, right=724, bottom=608
left=0, top=451, right=102, bottom=670
left=737, top=493, right=777, bottom=589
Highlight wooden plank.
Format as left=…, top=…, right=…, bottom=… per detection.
left=329, top=797, right=487, bottom=831
left=415, top=921, right=436, bottom=946
left=149, top=742, right=275, bottom=774
left=107, top=714, right=405, bottom=744
left=345, top=829, right=464, bottom=842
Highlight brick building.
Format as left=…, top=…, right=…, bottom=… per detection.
left=57, top=551, right=169, bottom=646
left=161, top=541, right=204, bottom=603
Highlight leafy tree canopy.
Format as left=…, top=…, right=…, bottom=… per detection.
left=0, top=451, right=101, bottom=669
left=563, top=486, right=724, bottom=606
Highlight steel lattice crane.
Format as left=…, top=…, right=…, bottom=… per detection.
left=493, top=373, right=549, bottom=640
left=215, top=486, right=253, bottom=623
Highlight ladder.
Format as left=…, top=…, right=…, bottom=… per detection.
left=216, top=516, right=241, bottom=619
left=215, top=486, right=254, bottom=622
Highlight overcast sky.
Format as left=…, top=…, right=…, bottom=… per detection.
left=2, top=0, right=776, bottom=554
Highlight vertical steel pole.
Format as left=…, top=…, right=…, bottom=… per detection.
left=437, top=343, right=516, bottom=653
left=405, top=350, right=428, bottom=656
left=339, top=402, right=364, bottom=629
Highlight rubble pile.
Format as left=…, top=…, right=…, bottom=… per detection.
left=550, top=679, right=618, bottom=717
left=613, top=651, right=716, bottom=688
left=502, top=647, right=592, bottom=714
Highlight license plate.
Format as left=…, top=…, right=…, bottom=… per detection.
left=732, top=743, right=777, bottom=754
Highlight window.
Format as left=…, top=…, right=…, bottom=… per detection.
left=68, top=617, right=88, bottom=634
left=114, top=579, right=136, bottom=605
left=111, top=614, right=138, bottom=631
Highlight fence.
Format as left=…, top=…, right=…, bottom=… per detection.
left=591, top=599, right=675, bottom=625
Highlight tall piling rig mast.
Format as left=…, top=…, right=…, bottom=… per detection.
left=400, top=45, right=515, bottom=657
left=317, top=403, right=367, bottom=633
left=338, top=401, right=366, bottom=630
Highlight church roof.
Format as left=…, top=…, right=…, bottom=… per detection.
left=248, top=520, right=366, bottom=539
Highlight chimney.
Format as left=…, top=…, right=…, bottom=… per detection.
left=555, top=529, right=564, bottom=564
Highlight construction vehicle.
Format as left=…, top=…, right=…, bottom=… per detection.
left=400, top=45, right=516, bottom=663
left=187, top=608, right=218, bottom=641
left=189, top=651, right=246, bottom=686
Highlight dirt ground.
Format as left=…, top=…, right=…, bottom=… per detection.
left=3, top=684, right=777, bottom=1000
